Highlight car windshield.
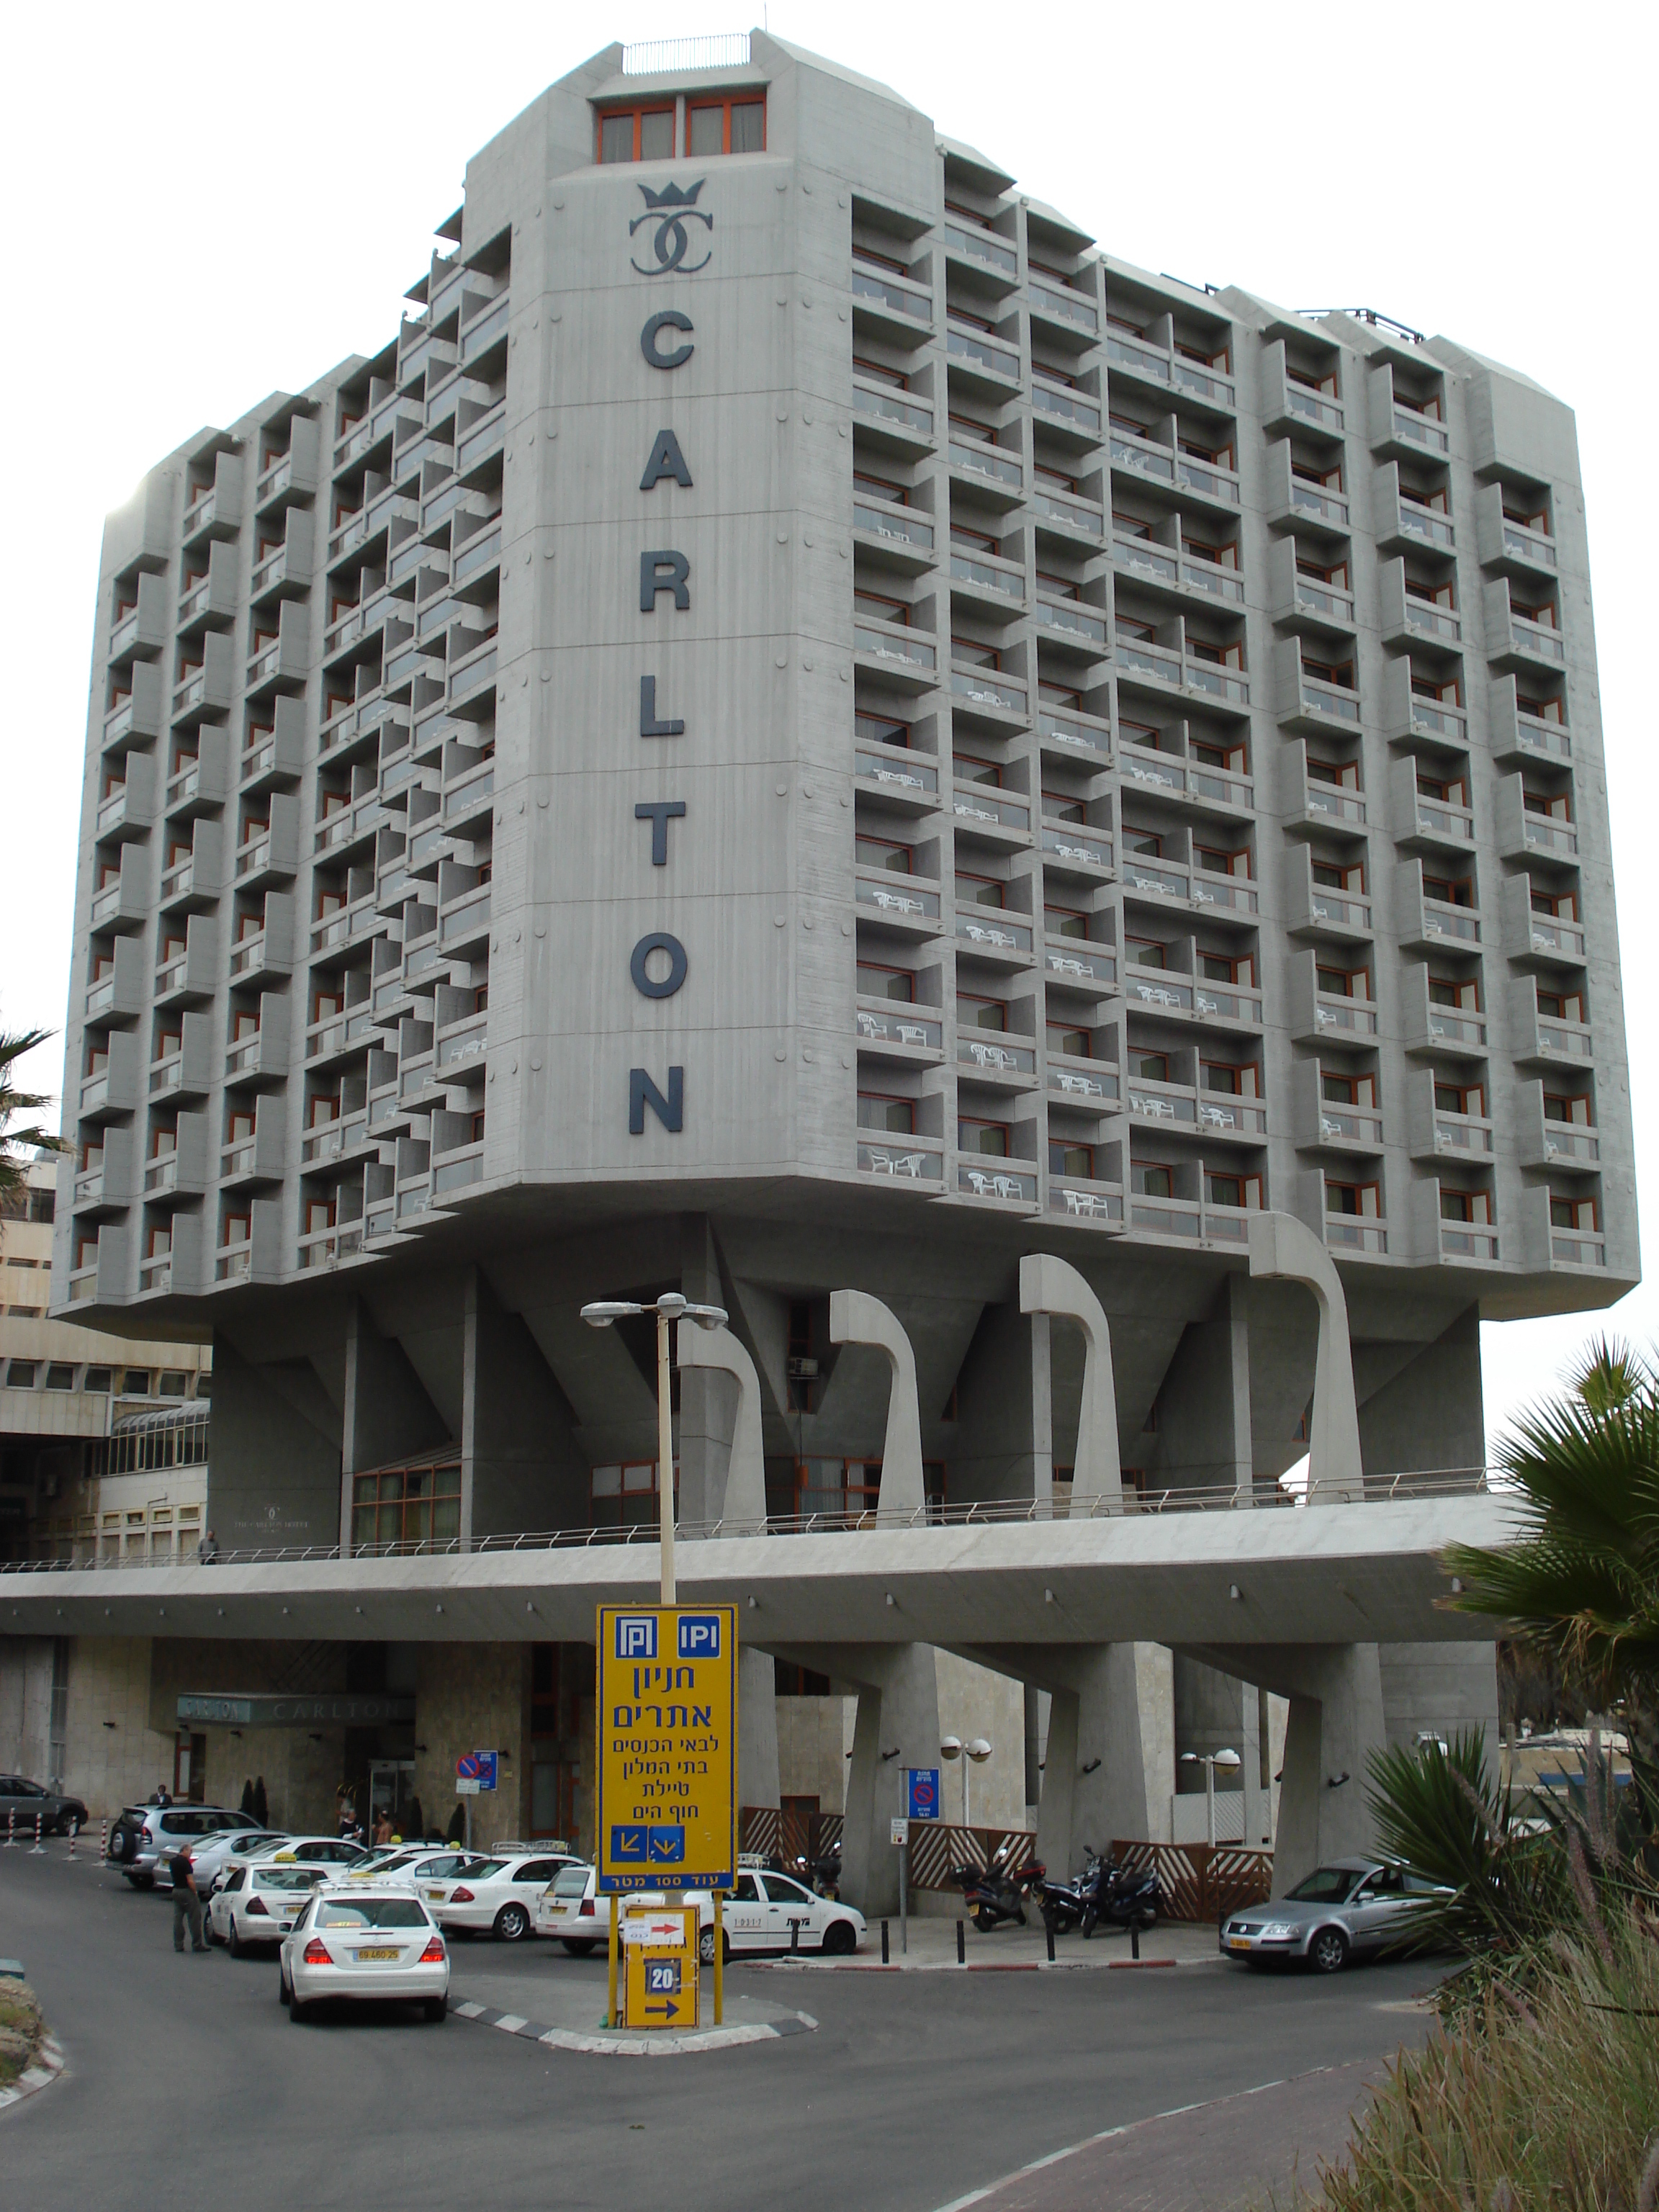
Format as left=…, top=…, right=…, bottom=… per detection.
left=470, top=1861, right=506, bottom=1879
left=552, top=1866, right=590, bottom=1898
left=313, top=1897, right=431, bottom=1929
left=1285, top=1867, right=1366, bottom=1904
left=255, top=1867, right=321, bottom=1893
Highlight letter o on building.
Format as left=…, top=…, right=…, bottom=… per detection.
left=630, top=932, right=688, bottom=999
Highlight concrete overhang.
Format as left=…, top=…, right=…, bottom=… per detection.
left=0, top=1494, right=1518, bottom=1651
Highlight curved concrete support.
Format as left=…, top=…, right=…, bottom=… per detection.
left=829, top=1290, right=924, bottom=1516
left=1247, top=1211, right=1364, bottom=1504
left=675, top=1322, right=765, bottom=1531
left=837, top=1642, right=942, bottom=1915
left=1019, top=1253, right=1123, bottom=1511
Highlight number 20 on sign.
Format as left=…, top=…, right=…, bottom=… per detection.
left=596, top=1604, right=737, bottom=1893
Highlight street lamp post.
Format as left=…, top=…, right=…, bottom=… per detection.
left=580, top=1292, right=729, bottom=1604
left=940, top=1735, right=993, bottom=1827
left=1179, top=1746, right=1243, bottom=1846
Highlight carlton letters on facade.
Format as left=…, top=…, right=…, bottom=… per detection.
left=175, top=1693, right=415, bottom=1728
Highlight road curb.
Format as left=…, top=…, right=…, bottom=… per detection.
left=449, top=1997, right=818, bottom=2056
left=0, top=2036, right=65, bottom=2116
left=750, top=1953, right=1206, bottom=1974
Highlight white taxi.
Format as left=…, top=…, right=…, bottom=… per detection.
left=279, top=1887, right=449, bottom=2023
left=535, top=1863, right=864, bottom=1961
left=206, top=1861, right=325, bottom=1954
left=346, top=1848, right=492, bottom=1891
left=421, top=1851, right=582, bottom=1941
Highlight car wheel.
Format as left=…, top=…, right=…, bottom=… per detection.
left=697, top=1925, right=717, bottom=1967
left=278, top=1967, right=291, bottom=2006
left=494, top=1902, right=531, bottom=1943
left=425, top=1998, right=448, bottom=2024
left=288, top=1995, right=310, bottom=2023
left=130, top=1872, right=153, bottom=1891
left=228, top=1920, right=243, bottom=1959
left=1309, top=1927, right=1349, bottom=1974
left=562, top=1939, right=598, bottom=1958
left=822, top=1920, right=856, bottom=1956
left=204, top=1916, right=222, bottom=1947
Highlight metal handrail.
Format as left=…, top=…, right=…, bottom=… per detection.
left=0, top=1469, right=1499, bottom=1575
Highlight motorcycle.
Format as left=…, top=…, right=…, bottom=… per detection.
left=1040, top=1850, right=1160, bottom=1938
left=954, top=1838, right=1046, bottom=1931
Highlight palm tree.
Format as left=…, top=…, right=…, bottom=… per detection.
left=0, top=1028, right=66, bottom=1202
left=1443, top=1336, right=1659, bottom=1771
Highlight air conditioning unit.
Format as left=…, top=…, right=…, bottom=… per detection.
left=786, top=1357, right=819, bottom=1380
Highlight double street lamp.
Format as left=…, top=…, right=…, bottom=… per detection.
left=1179, top=1746, right=1242, bottom=1847
left=940, top=1734, right=992, bottom=1827
left=580, top=1292, right=727, bottom=1602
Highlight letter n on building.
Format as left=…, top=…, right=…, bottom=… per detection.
left=629, top=1066, right=684, bottom=1134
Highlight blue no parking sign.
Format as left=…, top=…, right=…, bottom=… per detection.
left=907, top=1768, right=940, bottom=1821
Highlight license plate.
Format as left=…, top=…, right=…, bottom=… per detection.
left=424, top=1887, right=445, bottom=1899
left=1227, top=1936, right=1251, bottom=1951
left=356, top=1947, right=400, bottom=1961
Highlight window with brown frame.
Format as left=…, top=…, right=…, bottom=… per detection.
left=686, top=95, right=765, bottom=156
left=596, top=104, right=674, bottom=163
left=1201, top=950, right=1254, bottom=986
left=1045, top=902, right=1088, bottom=940
left=857, top=961, right=913, bottom=1002
left=955, top=871, right=1004, bottom=909
left=855, top=713, right=910, bottom=748
left=859, top=1092, right=914, bottom=1134
left=1050, top=1141, right=1096, bottom=1179
left=854, top=470, right=908, bottom=505
left=958, top=1117, right=1010, bottom=1156
left=856, top=834, right=912, bottom=874
left=1316, top=963, right=1369, bottom=999
left=1131, top=1050, right=1170, bottom=1083
left=855, top=589, right=909, bottom=626
left=1130, top=1160, right=1173, bottom=1198
left=1325, top=1179, right=1380, bottom=1218
left=1126, top=936, right=1167, bottom=968
left=1047, top=1022, right=1092, bottom=1057
left=957, top=992, right=1007, bottom=1032
left=853, top=356, right=909, bottom=390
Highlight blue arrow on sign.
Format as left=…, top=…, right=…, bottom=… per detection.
left=611, top=1827, right=649, bottom=1863
left=647, top=1825, right=686, bottom=1863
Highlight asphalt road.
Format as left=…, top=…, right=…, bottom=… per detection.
left=1, top=1845, right=1435, bottom=2211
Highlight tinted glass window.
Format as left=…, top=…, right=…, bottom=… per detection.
left=763, top=1875, right=811, bottom=1905
left=516, top=1860, right=554, bottom=1883
left=225, top=1868, right=246, bottom=1893
left=553, top=1866, right=589, bottom=1898
left=161, top=1812, right=196, bottom=1833
left=731, top=1874, right=761, bottom=1902
left=315, top=1897, right=431, bottom=1929
left=256, top=1867, right=323, bottom=1894
left=1285, top=1867, right=1363, bottom=1904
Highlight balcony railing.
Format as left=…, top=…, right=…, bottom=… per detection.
left=1434, top=1111, right=1493, bottom=1155
left=1551, top=1229, right=1606, bottom=1268
left=1543, top=1124, right=1599, bottom=1164
left=1537, top=1020, right=1593, bottom=1059
left=1128, top=1075, right=1266, bottom=1136
left=955, top=913, right=1032, bottom=956
left=942, top=222, right=1017, bottom=275
left=855, top=1004, right=942, bottom=1051
left=1046, top=1056, right=1119, bottom=1102
left=1043, top=941, right=1117, bottom=989
left=1305, top=782, right=1365, bottom=824
left=1426, top=1009, right=1487, bottom=1048
left=1040, top=822, right=1113, bottom=871
left=855, top=748, right=938, bottom=798
left=855, top=624, right=935, bottom=671
left=1511, top=614, right=1566, bottom=663
left=1032, top=380, right=1100, bottom=433
left=1524, top=813, right=1578, bottom=856
left=1038, top=709, right=1111, bottom=759
left=855, top=502, right=934, bottom=550
left=1416, top=799, right=1474, bottom=840
left=1313, top=993, right=1377, bottom=1037
left=950, top=667, right=1027, bottom=714
left=1309, top=888, right=1370, bottom=930
left=1049, top=1179, right=1123, bottom=1225
left=1037, top=598, right=1107, bottom=645
left=1325, top=1216, right=1388, bottom=1254
left=957, top=1034, right=1035, bottom=1077
left=855, top=1134, right=944, bottom=1182
left=1291, top=482, right=1349, bottom=528
left=1319, top=1105, right=1385, bottom=1147
left=854, top=876, right=940, bottom=922
left=948, top=328, right=1020, bottom=382
left=1031, top=486, right=1104, bottom=539
left=1030, top=282, right=1097, bottom=333
left=950, top=552, right=1025, bottom=601
left=1398, top=497, right=1454, bottom=549
left=958, top=1161, right=1038, bottom=1202
left=1405, top=598, right=1461, bottom=643
left=853, top=382, right=934, bottom=438
left=1393, top=408, right=1449, bottom=454
left=850, top=267, right=932, bottom=322
left=1300, top=675, right=1361, bottom=723
left=1503, top=521, right=1557, bottom=568
left=1294, top=576, right=1354, bottom=624
left=1285, top=385, right=1343, bottom=433
left=948, top=440, right=1022, bottom=487
left=953, top=785, right=1030, bottom=832
left=1440, top=1225, right=1499, bottom=1263
left=1124, top=971, right=1264, bottom=1025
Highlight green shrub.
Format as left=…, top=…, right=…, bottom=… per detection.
left=0, top=1981, right=45, bottom=2089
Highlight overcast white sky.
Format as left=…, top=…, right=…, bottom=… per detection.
left=2, top=1, right=1650, bottom=1449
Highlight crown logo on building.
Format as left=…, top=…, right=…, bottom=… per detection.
left=637, top=179, right=706, bottom=212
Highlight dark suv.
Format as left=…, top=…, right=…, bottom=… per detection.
left=107, top=1803, right=263, bottom=1887
left=0, top=1775, right=89, bottom=1839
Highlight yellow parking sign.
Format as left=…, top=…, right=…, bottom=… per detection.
left=596, top=1604, right=737, bottom=1893
left=621, top=1904, right=700, bottom=2030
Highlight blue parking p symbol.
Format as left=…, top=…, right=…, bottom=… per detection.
left=677, top=1614, right=720, bottom=1659
left=616, top=1616, right=657, bottom=1660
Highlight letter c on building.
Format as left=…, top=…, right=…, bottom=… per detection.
left=641, top=310, right=695, bottom=372
left=630, top=932, right=688, bottom=999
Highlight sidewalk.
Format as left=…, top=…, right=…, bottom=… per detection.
left=753, top=1915, right=1226, bottom=1972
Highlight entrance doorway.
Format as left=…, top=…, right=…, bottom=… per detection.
left=174, top=1732, right=206, bottom=1804
left=367, top=1758, right=418, bottom=1841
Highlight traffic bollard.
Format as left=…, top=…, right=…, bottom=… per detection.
left=956, top=1918, right=965, bottom=1965
left=1131, top=1923, right=1141, bottom=1961
left=67, top=1820, right=77, bottom=1862
left=99, top=1818, right=108, bottom=1866
left=4, top=1809, right=14, bottom=1849
left=790, top=1916, right=800, bottom=1956
left=881, top=1918, right=889, bottom=1964
left=30, top=1811, right=45, bottom=1856
left=1046, top=1921, right=1055, bottom=1964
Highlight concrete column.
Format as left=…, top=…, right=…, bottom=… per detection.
left=1269, top=1645, right=1387, bottom=1894
left=828, top=1290, right=924, bottom=1517
left=739, top=1645, right=781, bottom=1815
left=1030, top=1313, right=1053, bottom=1514
left=1246, top=1212, right=1363, bottom=1503
left=1018, top=1253, right=1122, bottom=1510
left=461, top=1269, right=589, bottom=1547
left=1146, top=1274, right=1254, bottom=1498
left=837, top=1642, right=942, bottom=1915
left=675, top=1216, right=726, bottom=1529
left=675, top=1322, right=765, bottom=1530
left=1033, top=1647, right=1151, bottom=1874
left=207, top=1330, right=343, bottom=1553
left=341, top=1298, right=449, bottom=1550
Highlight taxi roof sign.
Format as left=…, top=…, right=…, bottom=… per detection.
left=596, top=1603, right=737, bottom=1894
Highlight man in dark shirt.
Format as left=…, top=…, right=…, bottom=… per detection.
left=170, top=1846, right=207, bottom=1954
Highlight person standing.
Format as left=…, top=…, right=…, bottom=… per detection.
left=170, top=1845, right=207, bottom=1954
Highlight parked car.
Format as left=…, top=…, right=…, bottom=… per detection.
left=346, top=1848, right=494, bottom=1890
left=221, top=1835, right=373, bottom=1881
left=535, top=1863, right=865, bottom=1961
left=0, top=1774, right=89, bottom=1838
left=1220, top=1858, right=1449, bottom=1973
left=194, top=1830, right=291, bottom=1895
left=106, top=1803, right=263, bottom=1888
left=279, top=1886, right=449, bottom=2024
left=206, top=1862, right=325, bottom=1954
left=421, top=1851, right=583, bottom=1941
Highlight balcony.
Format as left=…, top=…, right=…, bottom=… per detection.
left=1038, top=819, right=1114, bottom=878
left=1489, top=678, right=1570, bottom=768
left=1275, top=639, right=1361, bottom=734
left=1380, top=568, right=1462, bottom=654
left=850, top=263, right=933, bottom=342
left=1401, top=963, right=1487, bottom=1058
left=1291, top=974, right=1378, bottom=1046
left=1042, top=938, right=1118, bottom=999
left=1117, top=637, right=1249, bottom=712
left=951, top=781, right=1031, bottom=840
left=854, top=871, right=941, bottom=936
left=854, top=1002, right=942, bottom=1062
left=1475, top=485, right=1558, bottom=576
left=949, top=666, right=1028, bottom=722
left=1036, top=596, right=1109, bottom=655
left=1484, top=580, right=1567, bottom=670
left=946, top=324, right=1021, bottom=388
left=1046, top=1053, right=1120, bottom=1105
left=854, top=620, right=936, bottom=690
left=947, top=439, right=1023, bottom=503
left=1128, top=1072, right=1267, bottom=1141
left=1499, top=876, right=1585, bottom=967
left=1031, top=377, right=1101, bottom=437
left=1123, top=966, right=1264, bottom=1029
left=1048, top=1174, right=1125, bottom=1228
left=438, top=885, right=491, bottom=956
left=853, top=500, right=935, bottom=562
left=954, top=912, right=1033, bottom=965
left=957, top=1159, right=1038, bottom=1205
left=1496, top=775, right=1578, bottom=868
left=854, top=744, right=940, bottom=814
left=1323, top=1210, right=1388, bottom=1256
left=1511, top=981, right=1593, bottom=1066
left=956, top=1031, right=1037, bottom=1086
left=949, top=549, right=1026, bottom=611
left=456, top=403, right=505, bottom=479
left=854, top=1132, right=944, bottom=1185
left=1126, top=1192, right=1256, bottom=1246
left=1378, top=477, right=1455, bottom=557
left=852, top=379, right=934, bottom=454
left=1114, top=534, right=1246, bottom=611
left=1416, top=1184, right=1501, bottom=1267
left=941, top=220, right=1018, bottom=283
left=297, top=1225, right=366, bottom=1272
left=1030, top=484, right=1104, bottom=541
left=1261, top=344, right=1344, bottom=442
left=171, top=638, right=233, bottom=727
left=1287, top=853, right=1371, bottom=941
left=1038, top=706, right=1112, bottom=765
left=1029, top=279, right=1099, bottom=339
left=301, top=1114, right=370, bottom=1170
left=1368, top=366, right=1451, bottom=460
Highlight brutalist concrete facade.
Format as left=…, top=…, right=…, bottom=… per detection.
left=54, top=35, right=1632, bottom=1547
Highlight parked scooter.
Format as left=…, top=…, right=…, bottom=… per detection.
left=954, top=1838, right=1046, bottom=1931
left=1040, top=1849, right=1160, bottom=1937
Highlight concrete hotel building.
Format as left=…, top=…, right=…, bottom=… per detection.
left=19, top=32, right=1631, bottom=1892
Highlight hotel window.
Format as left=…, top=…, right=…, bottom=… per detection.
left=1131, top=1051, right=1169, bottom=1083
left=1050, top=1141, right=1096, bottom=1179
left=858, top=1093, right=914, bottom=1135
left=958, top=1118, right=1010, bottom=1156
left=857, top=961, right=913, bottom=1002
left=351, top=1458, right=462, bottom=1551
left=1316, top=963, right=1370, bottom=999
left=1437, top=1082, right=1484, bottom=1118
left=955, top=871, right=1004, bottom=909
left=1206, top=1174, right=1244, bottom=1210
left=1046, top=902, right=1088, bottom=940
left=855, top=713, right=910, bottom=749
left=686, top=95, right=765, bottom=156
left=596, top=104, right=674, bottom=164
left=1202, top=951, right=1254, bottom=986
left=958, top=993, right=1007, bottom=1032
left=1047, top=1024, right=1092, bottom=1058
left=857, top=835, right=912, bottom=874
left=1326, top=1179, right=1382, bottom=1217
left=1130, top=1161, right=1172, bottom=1198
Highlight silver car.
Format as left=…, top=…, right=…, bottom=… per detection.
left=1220, top=1857, right=1447, bottom=1974
left=279, top=1886, right=449, bottom=2024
